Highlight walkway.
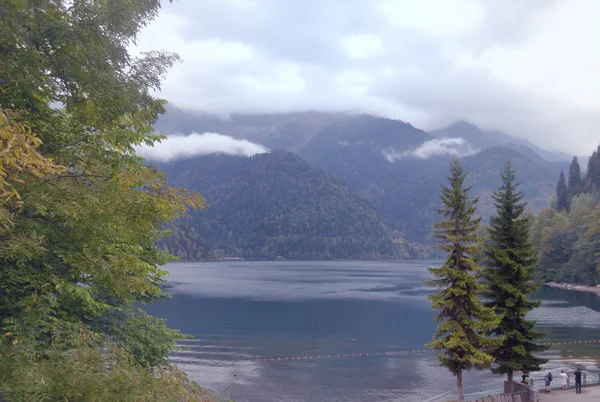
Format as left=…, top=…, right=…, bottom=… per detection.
left=539, top=387, right=600, bottom=401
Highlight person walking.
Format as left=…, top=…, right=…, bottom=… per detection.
left=545, top=369, right=553, bottom=392
left=574, top=368, right=583, bottom=394
left=560, top=370, right=568, bottom=391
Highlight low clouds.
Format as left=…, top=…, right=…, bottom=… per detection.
left=132, top=0, right=600, bottom=155
left=411, top=138, right=479, bottom=159
left=136, top=133, right=269, bottom=163
left=383, top=138, right=478, bottom=162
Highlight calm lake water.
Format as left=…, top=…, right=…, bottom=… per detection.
left=145, top=261, right=600, bottom=402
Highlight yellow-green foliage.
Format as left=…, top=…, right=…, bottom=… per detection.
left=532, top=194, right=600, bottom=284
left=0, top=0, right=211, bottom=400
left=0, top=107, right=64, bottom=229
left=0, top=335, right=223, bottom=402
left=531, top=146, right=600, bottom=285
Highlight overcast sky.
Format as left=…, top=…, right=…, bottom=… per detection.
left=133, top=0, right=600, bottom=155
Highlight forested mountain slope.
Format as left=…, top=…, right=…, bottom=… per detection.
left=157, top=150, right=426, bottom=260
left=154, top=112, right=571, bottom=257
left=531, top=145, right=600, bottom=285
left=299, top=116, right=567, bottom=241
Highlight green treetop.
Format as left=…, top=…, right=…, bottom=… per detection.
left=586, top=145, right=600, bottom=193
left=0, top=1, right=215, bottom=400
left=426, top=159, right=502, bottom=402
left=568, top=156, right=582, bottom=199
left=484, top=162, right=549, bottom=392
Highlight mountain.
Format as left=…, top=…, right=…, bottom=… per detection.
left=153, top=109, right=572, bottom=256
left=430, top=121, right=572, bottom=163
left=156, top=107, right=581, bottom=165
left=298, top=115, right=444, bottom=240
left=299, top=114, right=432, bottom=157
left=461, top=146, right=567, bottom=217
left=155, top=105, right=345, bottom=151
left=157, top=150, right=427, bottom=260
left=299, top=116, right=569, bottom=241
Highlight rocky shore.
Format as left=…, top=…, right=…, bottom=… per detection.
left=544, top=281, right=600, bottom=295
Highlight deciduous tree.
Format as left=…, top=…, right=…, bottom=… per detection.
left=0, top=0, right=211, bottom=399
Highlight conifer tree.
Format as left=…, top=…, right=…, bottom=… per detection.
left=556, top=171, right=569, bottom=212
left=484, top=162, right=549, bottom=392
left=426, top=159, right=502, bottom=402
left=586, top=145, right=600, bottom=191
left=568, top=156, right=582, bottom=198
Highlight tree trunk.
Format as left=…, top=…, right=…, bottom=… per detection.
left=507, top=370, right=514, bottom=393
left=457, top=370, right=464, bottom=402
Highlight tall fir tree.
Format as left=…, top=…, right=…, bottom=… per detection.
left=568, top=156, right=582, bottom=198
left=484, top=162, right=549, bottom=392
left=586, top=145, right=600, bottom=191
left=426, top=159, right=502, bottom=402
left=556, top=170, right=569, bottom=212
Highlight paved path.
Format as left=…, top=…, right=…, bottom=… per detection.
left=539, top=386, right=600, bottom=401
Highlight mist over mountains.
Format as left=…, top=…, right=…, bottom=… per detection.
left=147, top=106, right=579, bottom=260
left=153, top=105, right=579, bottom=163
left=136, top=133, right=269, bottom=162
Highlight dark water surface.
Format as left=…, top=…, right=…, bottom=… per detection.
left=145, top=261, right=600, bottom=402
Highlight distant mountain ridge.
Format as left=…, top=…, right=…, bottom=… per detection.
left=155, top=105, right=345, bottom=151
left=296, top=116, right=568, bottom=241
left=153, top=108, right=574, bottom=259
left=430, top=120, right=573, bottom=163
left=156, top=106, right=579, bottom=163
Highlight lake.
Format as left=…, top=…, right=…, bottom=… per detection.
left=145, top=261, right=600, bottom=402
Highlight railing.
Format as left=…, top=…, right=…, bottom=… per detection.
left=530, top=371, right=600, bottom=390
left=423, top=374, right=600, bottom=402
left=424, top=391, right=529, bottom=402
left=469, top=394, right=527, bottom=402
left=422, top=385, right=525, bottom=402
left=466, top=389, right=529, bottom=402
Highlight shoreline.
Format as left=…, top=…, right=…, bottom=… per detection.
left=167, top=258, right=444, bottom=263
left=544, top=281, right=600, bottom=295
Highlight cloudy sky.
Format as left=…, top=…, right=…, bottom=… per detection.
left=133, top=0, right=600, bottom=155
